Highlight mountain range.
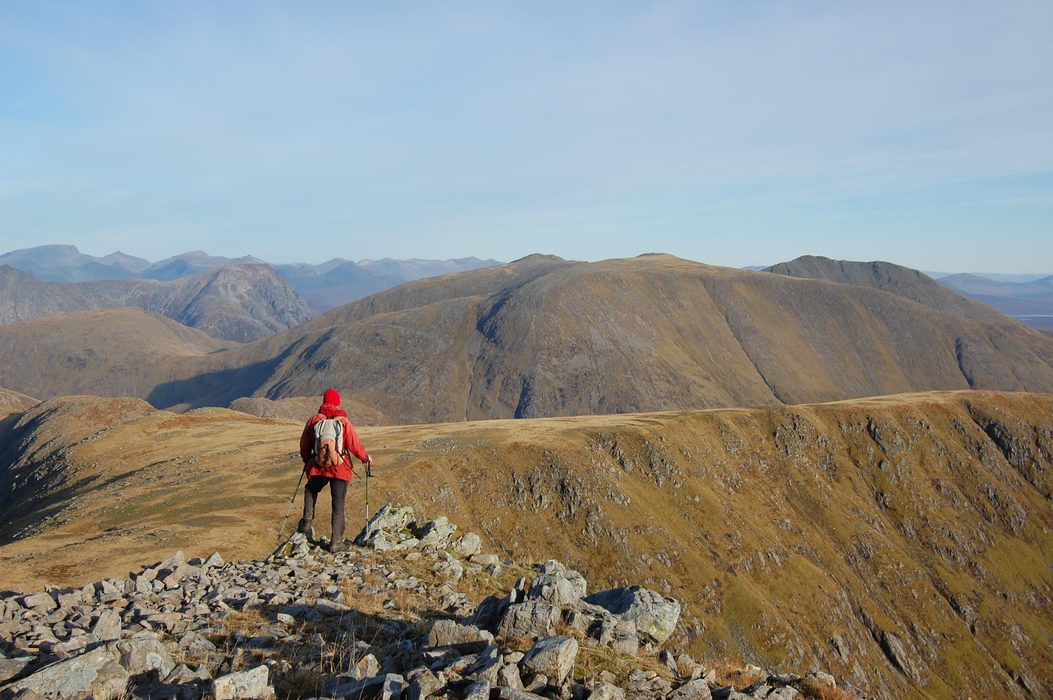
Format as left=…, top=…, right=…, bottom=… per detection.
left=0, top=263, right=311, bottom=342
left=0, top=245, right=499, bottom=314
left=1, top=253, right=1052, bottom=422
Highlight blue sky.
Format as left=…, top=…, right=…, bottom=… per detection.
left=1, top=2, right=1051, bottom=271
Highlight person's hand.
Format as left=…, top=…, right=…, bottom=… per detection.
left=365, top=456, right=374, bottom=476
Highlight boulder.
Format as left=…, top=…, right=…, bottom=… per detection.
left=416, top=516, right=458, bottom=548
left=879, top=630, right=922, bottom=683
left=584, top=586, right=681, bottom=644
left=498, top=601, right=560, bottom=640
left=668, top=678, right=714, bottom=699
left=426, top=618, right=495, bottom=649
left=356, top=504, right=416, bottom=548
left=527, top=560, right=587, bottom=605
left=588, top=683, right=627, bottom=699
left=211, top=664, right=275, bottom=699
left=3, top=646, right=128, bottom=699
left=406, top=666, right=443, bottom=700
left=115, top=634, right=176, bottom=678
left=92, top=607, right=123, bottom=642
left=19, top=593, right=56, bottom=614
left=494, top=690, right=549, bottom=699
left=452, top=532, right=482, bottom=557
left=0, top=656, right=35, bottom=683
left=519, top=635, right=579, bottom=686
left=321, top=672, right=406, bottom=699
left=463, top=678, right=491, bottom=699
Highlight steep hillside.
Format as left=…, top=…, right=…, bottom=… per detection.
left=232, top=255, right=1053, bottom=422
left=0, top=263, right=312, bottom=341
left=0, top=309, right=241, bottom=402
left=0, top=387, right=37, bottom=419
left=1, top=391, right=1050, bottom=698
left=0, top=265, right=88, bottom=321
left=764, top=255, right=1003, bottom=322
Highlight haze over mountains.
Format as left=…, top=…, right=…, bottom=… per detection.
left=0, top=245, right=499, bottom=315
left=937, top=272, right=1053, bottom=332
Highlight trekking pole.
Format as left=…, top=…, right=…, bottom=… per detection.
left=277, top=469, right=306, bottom=542
left=364, top=461, right=371, bottom=525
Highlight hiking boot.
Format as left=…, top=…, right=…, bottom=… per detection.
left=330, top=539, right=349, bottom=553
left=296, top=518, right=315, bottom=541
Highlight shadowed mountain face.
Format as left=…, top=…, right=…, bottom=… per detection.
left=2, top=255, right=1053, bottom=418
left=1, top=391, right=1050, bottom=698
left=0, top=263, right=312, bottom=342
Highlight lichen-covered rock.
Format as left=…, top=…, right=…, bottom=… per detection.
left=417, top=516, right=458, bottom=548
left=356, top=503, right=416, bottom=548
left=115, top=633, right=175, bottom=678
left=527, top=560, right=587, bottom=605
left=92, top=608, right=122, bottom=642
left=520, top=635, right=579, bottom=686
left=3, top=646, right=128, bottom=700
left=427, top=618, right=495, bottom=649
left=498, top=601, right=560, bottom=640
left=668, top=678, right=713, bottom=699
left=585, top=585, right=681, bottom=644
left=452, top=532, right=482, bottom=557
left=211, top=664, right=274, bottom=699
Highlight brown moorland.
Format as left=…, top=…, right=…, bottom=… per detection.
left=0, top=308, right=240, bottom=407
left=1, top=390, right=1050, bottom=699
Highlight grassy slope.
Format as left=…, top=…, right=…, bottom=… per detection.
left=1, top=391, right=1051, bottom=698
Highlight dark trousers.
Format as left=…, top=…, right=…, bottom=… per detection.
left=303, top=476, right=348, bottom=544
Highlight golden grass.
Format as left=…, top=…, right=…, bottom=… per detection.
left=3, top=390, right=1053, bottom=700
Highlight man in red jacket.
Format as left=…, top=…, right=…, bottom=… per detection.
left=297, top=387, right=372, bottom=552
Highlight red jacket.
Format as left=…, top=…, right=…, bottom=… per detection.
left=299, top=404, right=370, bottom=481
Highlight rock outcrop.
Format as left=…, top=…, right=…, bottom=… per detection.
left=0, top=506, right=853, bottom=699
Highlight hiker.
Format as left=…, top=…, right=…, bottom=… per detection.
left=297, top=387, right=372, bottom=552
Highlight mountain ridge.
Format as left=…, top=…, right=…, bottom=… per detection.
left=0, top=244, right=502, bottom=315
left=1, top=390, right=1049, bottom=698
left=0, top=263, right=312, bottom=342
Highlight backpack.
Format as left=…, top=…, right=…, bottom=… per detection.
left=313, top=416, right=345, bottom=468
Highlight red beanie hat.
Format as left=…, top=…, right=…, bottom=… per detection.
left=323, top=387, right=341, bottom=406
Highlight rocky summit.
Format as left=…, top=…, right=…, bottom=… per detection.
left=0, top=505, right=851, bottom=700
